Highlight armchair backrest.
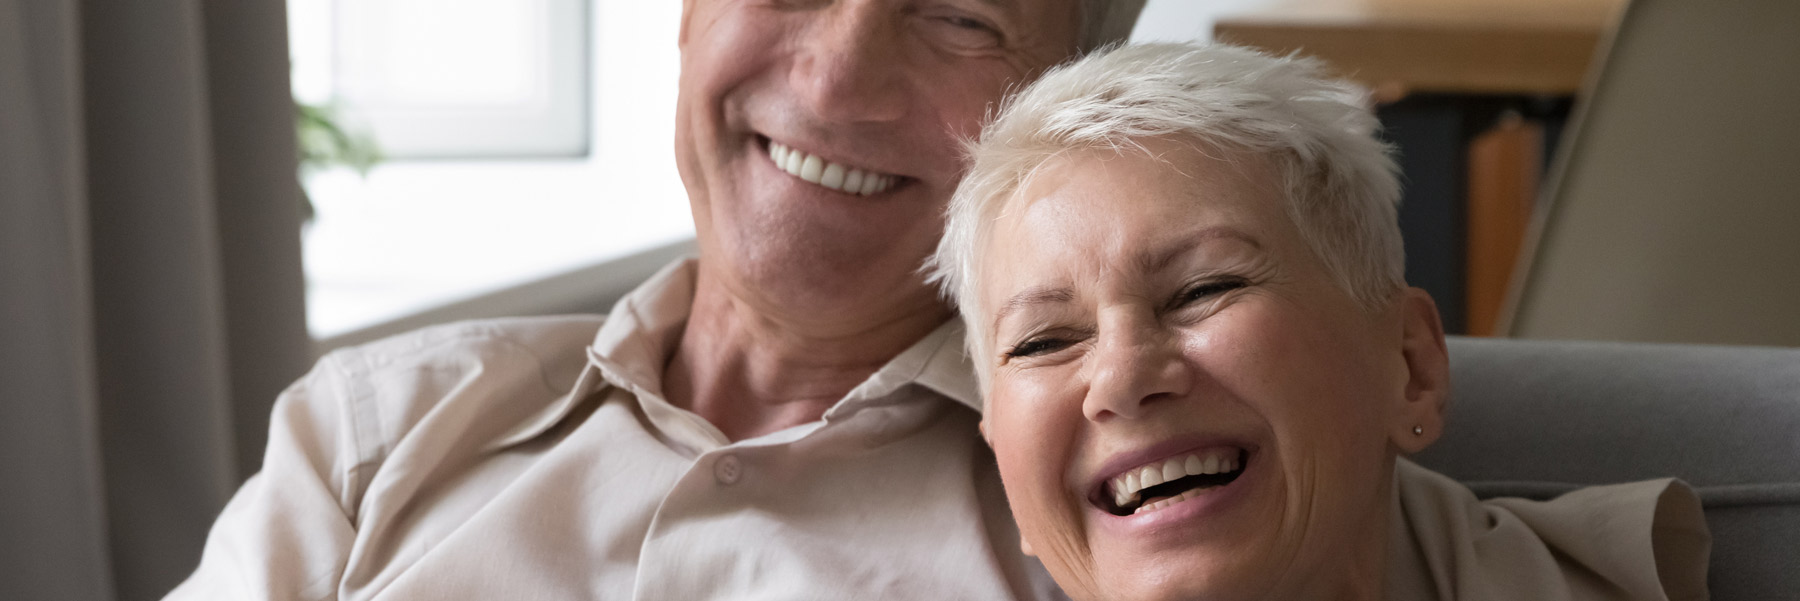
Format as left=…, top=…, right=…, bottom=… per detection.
left=1416, top=337, right=1800, bottom=600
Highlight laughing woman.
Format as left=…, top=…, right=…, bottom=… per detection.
left=928, top=43, right=1711, bottom=601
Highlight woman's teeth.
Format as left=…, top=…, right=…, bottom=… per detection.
left=768, top=140, right=898, bottom=196
left=1136, top=487, right=1210, bottom=515
left=1110, top=449, right=1242, bottom=512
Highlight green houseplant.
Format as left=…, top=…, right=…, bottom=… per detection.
left=296, top=101, right=381, bottom=221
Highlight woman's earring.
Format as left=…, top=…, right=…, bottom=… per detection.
left=1412, top=425, right=1424, bottom=436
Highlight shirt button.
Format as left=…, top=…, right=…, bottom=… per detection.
left=713, top=454, right=743, bottom=485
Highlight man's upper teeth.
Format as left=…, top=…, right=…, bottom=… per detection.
left=769, top=141, right=897, bottom=196
left=1110, top=449, right=1240, bottom=508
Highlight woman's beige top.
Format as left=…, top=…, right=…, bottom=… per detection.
left=1386, top=458, right=1711, bottom=601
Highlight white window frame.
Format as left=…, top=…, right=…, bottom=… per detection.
left=330, top=0, right=591, bottom=158
left=295, top=0, right=695, bottom=349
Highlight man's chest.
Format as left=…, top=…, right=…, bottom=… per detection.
left=336, top=392, right=1036, bottom=600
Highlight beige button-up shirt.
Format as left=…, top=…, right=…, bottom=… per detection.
left=168, top=260, right=1057, bottom=600
left=1386, top=459, right=1711, bottom=601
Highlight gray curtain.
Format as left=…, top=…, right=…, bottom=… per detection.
left=0, top=1, right=312, bottom=599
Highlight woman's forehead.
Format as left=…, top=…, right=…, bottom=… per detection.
left=985, top=146, right=1286, bottom=270
left=1009, top=142, right=1281, bottom=224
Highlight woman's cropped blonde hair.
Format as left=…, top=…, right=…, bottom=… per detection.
left=926, top=43, right=1406, bottom=378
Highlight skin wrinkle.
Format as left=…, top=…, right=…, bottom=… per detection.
left=991, top=286, right=1077, bottom=340
left=993, top=168, right=1288, bottom=367
left=967, top=139, right=1279, bottom=365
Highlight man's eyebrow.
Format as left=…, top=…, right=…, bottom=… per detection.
left=990, top=285, right=1074, bottom=333
left=1134, top=226, right=1264, bottom=274
left=968, top=0, right=1024, bottom=20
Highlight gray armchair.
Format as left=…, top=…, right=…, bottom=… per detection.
left=1415, top=337, right=1800, bottom=599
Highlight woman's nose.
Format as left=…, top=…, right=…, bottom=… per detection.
left=1082, top=320, right=1192, bottom=422
left=789, top=6, right=908, bottom=124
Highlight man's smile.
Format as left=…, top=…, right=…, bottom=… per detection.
left=763, top=136, right=908, bottom=196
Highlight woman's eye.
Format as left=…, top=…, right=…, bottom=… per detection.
left=1177, top=277, right=1249, bottom=307
left=941, top=15, right=990, bottom=30
left=1005, top=336, right=1071, bottom=359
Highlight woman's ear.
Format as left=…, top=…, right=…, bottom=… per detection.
left=1391, top=287, right=1450, bottom=454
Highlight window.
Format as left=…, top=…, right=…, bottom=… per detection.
left=332, top=0, right=589, bottom=157
left=290, top=0, right=695, bottom=347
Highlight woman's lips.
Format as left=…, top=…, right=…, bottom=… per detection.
left=1104, top=447, right=1247, bottom=514
left=1090, top=446, right=1260, bottom=540
left=1085, top=438, right=1257, bottom=504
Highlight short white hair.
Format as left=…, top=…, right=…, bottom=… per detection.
left=927, top=42, right=1405, bottom=377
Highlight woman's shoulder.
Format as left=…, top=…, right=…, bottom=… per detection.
left=1392, top=458, right=1709, bottom=601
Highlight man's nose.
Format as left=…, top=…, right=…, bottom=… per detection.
left=790, top=7, right=908, bottom=124
left=1082, top=319, right=1192, bottom=422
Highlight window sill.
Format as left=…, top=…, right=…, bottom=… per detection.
left=303, top=160, right=694, bottom=351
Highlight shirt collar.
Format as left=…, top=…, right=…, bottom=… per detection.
left=827, top=319, right=981, bottom=417
left=586, top=258, right=695, bottom=401
left=491, top=258, right=983, bottom=451
left=486, top=259, right=696, bottom=452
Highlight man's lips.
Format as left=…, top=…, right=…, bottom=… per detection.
left=759, top=135, right=910, bottom=196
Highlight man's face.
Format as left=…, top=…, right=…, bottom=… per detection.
left=675, top=0, right=1081, bottom=319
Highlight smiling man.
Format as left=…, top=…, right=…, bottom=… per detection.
left=667, top=0, right=1096, bottom=444
left=166, top=1, right=1144, bottom=599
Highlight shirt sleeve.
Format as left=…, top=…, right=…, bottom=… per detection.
left=163, top=352, right=375, bottom=601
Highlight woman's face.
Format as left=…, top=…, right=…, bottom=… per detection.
left=976, top=140, right=1447, bottom=601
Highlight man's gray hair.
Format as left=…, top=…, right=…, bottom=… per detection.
left=927, top=43, right=1405, bottom=373
left=1077, top=0, right=1147, bottom=51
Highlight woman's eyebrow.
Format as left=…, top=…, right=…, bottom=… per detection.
left=1134, top=226, right=1263, bottom=274
left=991, top=285, right=1074, bottom=333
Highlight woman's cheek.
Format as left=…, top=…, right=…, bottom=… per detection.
left=994, top=368, right=1099, bottom=583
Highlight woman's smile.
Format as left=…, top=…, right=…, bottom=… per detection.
left=1093, top=445, right=1247, bottom=517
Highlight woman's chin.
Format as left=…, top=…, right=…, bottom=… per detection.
left=1088, top=554, right=1261, bottom=601
left=1078, top=456, right=1278, bottom=601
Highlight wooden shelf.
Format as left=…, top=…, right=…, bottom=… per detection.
left=1214, top=0, right=1618, bottom=334
left=1215, top=0, right=1623, bottom=95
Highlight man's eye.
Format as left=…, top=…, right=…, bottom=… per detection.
left=920, top=14, right=1003, bottom=51
left=1005, top=337, right=1070, bottom=359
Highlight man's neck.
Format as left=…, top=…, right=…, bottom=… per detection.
left=661, top=271, right=953, bottom=442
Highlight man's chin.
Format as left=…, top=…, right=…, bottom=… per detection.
left=706, top=245, right=944, bottom=320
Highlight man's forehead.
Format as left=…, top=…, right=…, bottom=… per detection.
left=975, top=0, right=1082, bottom=19
left=975, top=0, right=1051, bottom=9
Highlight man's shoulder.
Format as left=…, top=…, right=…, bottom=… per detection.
left=308, top=315, right=609, bottom=448
left=328, top=314, right=608, bottom=369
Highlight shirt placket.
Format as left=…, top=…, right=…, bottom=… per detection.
left=629, top=386, right=932, bottom=600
